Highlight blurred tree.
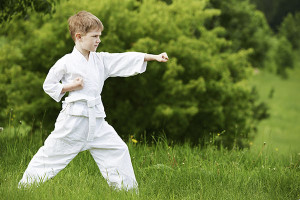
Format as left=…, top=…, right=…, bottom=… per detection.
left=0, top=0, right=55, bottom=23
left=274, top=37, right=294, bottom=78
left=0, top=0, right=268, bottom=148
left=208, top=0, right=272, bottom=69
left=279, top=12, right=300, bottom=49
left=208, top=0, right=294, bottom=78
left=251, top=0, right=300, bottom=31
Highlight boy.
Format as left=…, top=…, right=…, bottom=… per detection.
left=18, top=11, right=168, bottom=190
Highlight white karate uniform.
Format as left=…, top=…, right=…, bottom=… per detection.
left=18, top=47, right=147, bottom=190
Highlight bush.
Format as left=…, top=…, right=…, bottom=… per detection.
left=208, top=0, right=273, bottom=69
left=279, top=12, right=300, bottom=50
left=0, top=0, right=268, bottom=148
left=208, top=0, right=295, bottom=78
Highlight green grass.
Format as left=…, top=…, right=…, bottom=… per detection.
left=0, top=133, right=299, bottom=200
left=250, top=58, right=300, bottom=155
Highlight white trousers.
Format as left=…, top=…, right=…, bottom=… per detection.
left=18, top=111, right=138, bottom=190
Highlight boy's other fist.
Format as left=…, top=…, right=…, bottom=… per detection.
left=61, top=77, right=84, bottom=94
left=73, top=77, right=84, bottom=89
left=156, top=52, right=169, bottom=62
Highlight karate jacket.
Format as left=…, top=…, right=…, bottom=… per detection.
left=43, top=47, right=147, bottom=118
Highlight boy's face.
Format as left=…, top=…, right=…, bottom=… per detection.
left=77, top=29, right=101, bottom=52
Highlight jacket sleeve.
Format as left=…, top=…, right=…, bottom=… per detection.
left=43, top=58, right=66, bottom=102
left=99, top=52, right=147, bottom=79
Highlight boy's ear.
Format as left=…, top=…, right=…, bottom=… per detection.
left=75, top=33, right=82, bottom=41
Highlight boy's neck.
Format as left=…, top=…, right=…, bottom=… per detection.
left=75, top=45, right=90, bottom=61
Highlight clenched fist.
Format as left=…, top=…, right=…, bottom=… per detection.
left=61, top=77, right=84, bottom=94
left=144, top=52, right=169, bottom=62
left=73, top=77, right=84, bottom=90
left=156, top=52, right=169, bottom=62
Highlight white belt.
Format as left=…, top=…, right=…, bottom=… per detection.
left=64, top=96, right=101, bottom=141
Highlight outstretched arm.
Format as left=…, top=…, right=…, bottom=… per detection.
left=99, top=52, right=168, bottom=79
left=144, top=52, right=169, bottom=62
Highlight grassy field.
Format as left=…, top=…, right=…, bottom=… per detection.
left=250, top=59, right=300, bottom=155
left=0, top=134, right=299, bottom=200
left=1, top=59, right=300, bottom=199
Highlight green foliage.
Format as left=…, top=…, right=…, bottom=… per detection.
left=0, top=0, right=55, bottom=23
left=251, top=0, right=300, bottom=31
left=261, top=35, right=294, bottom=78
left=279, top=12, right=300, bottom=49
left=208, top=0, right=295, bottom=78
left=0, top=0, right=269, bottom=148
left=274, top=37, right=294, bottom=78
left=209, top=0, right=272, bottom=68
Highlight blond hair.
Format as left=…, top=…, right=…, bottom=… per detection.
left=68, top=11, right=104, bottom=42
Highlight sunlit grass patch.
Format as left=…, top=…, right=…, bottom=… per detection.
left=0, top=131, right=299, bottom=200
left=250, top=60, right=300, bottom=155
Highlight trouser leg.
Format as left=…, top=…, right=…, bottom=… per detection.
left=18, top=138, right=83, bottom=186
left=88, top=119, right=138, bottom=190
left=19, top=112, right=86, bottom=187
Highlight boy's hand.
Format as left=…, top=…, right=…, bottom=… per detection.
left=156, top=52, right=169, bottom=62
left=61, top=77, right=84, bottom=94
left=73, top=77, right=84, bottom=90
left=144, top=53, right=169, bottom=62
